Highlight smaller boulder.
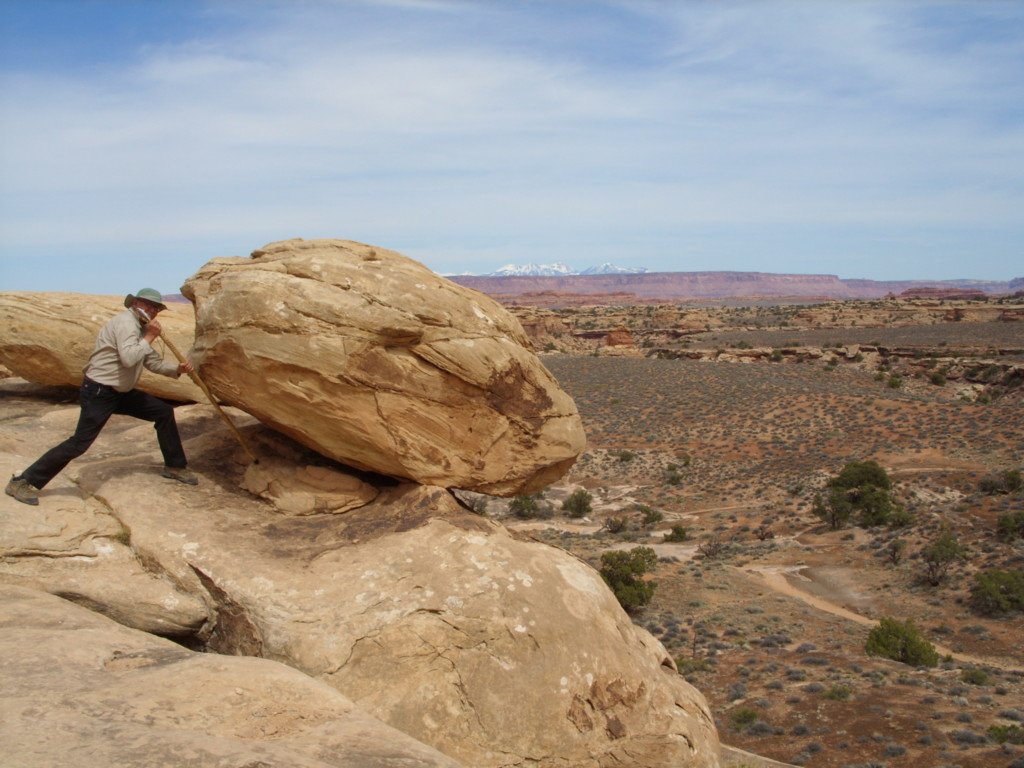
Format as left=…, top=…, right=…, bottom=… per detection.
left=241, top=458, right=378, bottom=515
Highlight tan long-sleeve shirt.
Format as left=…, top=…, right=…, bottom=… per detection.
left=83, top=310, right=180, bottom=392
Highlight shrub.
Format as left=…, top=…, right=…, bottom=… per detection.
left=812, top=489, right=852, bottom=530
left=676, top=657, right=712, bottom=676
left=857, top=486, right=896, bottom=527
left=824, top=684, right=852, bottom=701
left=888, top=505, right=914, bottom=529
left=886, top=539, right=906, bottom=565
left=697, top=536, right=726, bottom=559
left=865, top=618, right=939, bottom=668
left=975, top=363, right=1003, bottom=383
left=887, top=373, right=903, bottom=389
left=745, top=721, right=772, bottom=736
left=950, top=729, right=988, bottom=745
left=665, top=467, right=683, bottom=486
left=509, top=494, right=542, bottom=519
left=996, top=511, right=1024, bottom=541
left=605, top=516, right=628, bottom=534
left=985, top=470, right=1024, bottom=496
left=637, top=505, right=664, bottom=527
left=961, top=668, right=991, bottom=686
left=980, top=474, right=1007, bottom=494
left=729, top=682, right=748, bottom=700
left=599, top=547, right=657, bottom=612
left=816, top=461, right=901, bottom=530
left=829, top=460, right=891, bottom=491
left=731, top=706, right=759, bottom=729
left=1005, top=469, right=1023, bottom=492
left=988, top=724, right=1024, bottom=745
left=970, top=569, right=1024, bottom=616
left=922, top=529, right=966, bottom=586
left=615, top=449, right=636, bottom=462
left=663, top=525, right=688, bottom=543
left=562, top=488, right=593, bottom=519
left=929, top=371, right=946, bottom=386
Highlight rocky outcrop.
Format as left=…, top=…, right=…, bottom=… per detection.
left=0, top=385, right=721, bottom=768
left=181, top=238, right=586, bottom=496
left=898, top=287, right=988, bottom=300
left=792, top=300, right=1011, bottom=328
left=0, top=585, right=464, bottom=768
left=0, top=292, right=203, bottom=402
left=604, top=327, right=634, bottom=347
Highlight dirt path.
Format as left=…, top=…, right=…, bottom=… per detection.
left=888, top=467, right=970, bottom=475
left=743, top=565, right=1024, bottom=673
left=505, top=520, right=604, bottom=535
left=689, top=502, right=767, bottom=514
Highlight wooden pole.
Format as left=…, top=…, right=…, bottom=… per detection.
left=160, top=334, right=260, bottom=465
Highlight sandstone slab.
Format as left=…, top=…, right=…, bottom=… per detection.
left=181, top=238, right=586, bottom=495
left=0, top=432, right=209, bottom=637
left=0, top=292, right=203, bottom=402
left=241, top=454, right=379, bottom=515
left=1, top=382, right=720, bottom=768
left=0, top=585, right=464, bottom=768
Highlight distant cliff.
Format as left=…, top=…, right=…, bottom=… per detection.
left=449, top=271, right=1020, bottom=301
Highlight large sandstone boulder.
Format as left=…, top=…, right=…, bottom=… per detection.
left=181, top=238, right=586, bottom=495
left=0, top=384, right=721, bottom=768
left=0, top=585, right=464, bottom=767
left=0, top=292, right=203, bottom=402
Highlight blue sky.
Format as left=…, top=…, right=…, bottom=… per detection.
left=1, top=0, right=1022, bottom=294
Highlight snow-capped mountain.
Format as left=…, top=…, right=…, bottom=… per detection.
left=487, top=262, right=647, bottom=277
left=580, top=263, right=648, bottom=276
left=489, top=262, right=577, bottom=277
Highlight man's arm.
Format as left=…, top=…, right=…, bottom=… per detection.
left=139, top=318, right=193, bottom=378
left=112, top=312, right=159, bottom=369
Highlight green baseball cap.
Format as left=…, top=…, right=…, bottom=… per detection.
left=124, top=288, right=167, bottom=310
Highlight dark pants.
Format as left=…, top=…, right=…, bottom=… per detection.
left=20, top=378, right=187, bottom=489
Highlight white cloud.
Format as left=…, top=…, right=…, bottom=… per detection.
left=1, top=0, right=1022, bottom=289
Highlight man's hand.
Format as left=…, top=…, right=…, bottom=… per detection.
left=143, top=319, right=162, bottom=343
left=178, top=360, right=195, bottom=376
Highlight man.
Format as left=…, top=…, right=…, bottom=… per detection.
left=6, top=288, right=198, bottom=506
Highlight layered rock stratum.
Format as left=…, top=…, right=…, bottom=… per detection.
left=182, top=238, right=586, bottom=496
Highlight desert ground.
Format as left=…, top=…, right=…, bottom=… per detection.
left=485, top=297, right=1024, bottom=768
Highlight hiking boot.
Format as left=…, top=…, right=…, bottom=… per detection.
left=162, top=467, right=199, bottom=486
left=5, top=475, right=39, bottom=506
